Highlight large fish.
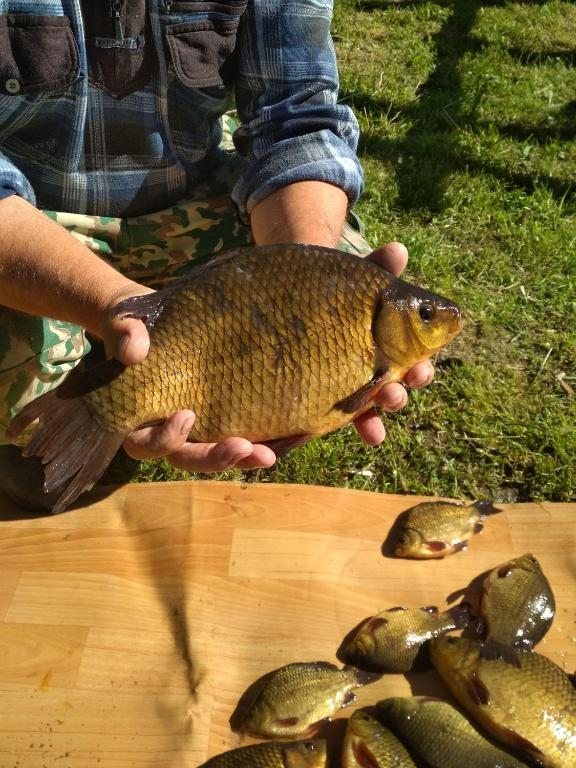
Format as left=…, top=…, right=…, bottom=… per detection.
left=8, top=244, right=462, bottom=513
left=197, top=739, right=327, bottom=768
left=429, top=636, right=576, bottom=768
left=377, top=696, right=531, bottom=768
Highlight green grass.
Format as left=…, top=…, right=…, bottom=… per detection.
left=112, top=0, right=575, bottom=502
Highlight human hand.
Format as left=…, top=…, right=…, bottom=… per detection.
left=352, top=241, right=435, bottom=446
left=100, top=287, right=277, bottom=473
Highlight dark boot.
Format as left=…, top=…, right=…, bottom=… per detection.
left=0, top=444, right=61, bottom=513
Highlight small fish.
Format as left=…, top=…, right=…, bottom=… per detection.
left=391, top=500, right=501, bottom=559
left=342, top=708, right=417, bottom=768
left=377, top=696, right=531, bottom=768
left=341, top=604, right=470, bottom=672
left=8, top=244, right=461, bottom=513
left=197, top=739, right=327, bottom=768
left=233, top=661, right=375, bottom=738
left=477, top=553, right=555, bottom=655
left=429, top=635, right=576, bottom=768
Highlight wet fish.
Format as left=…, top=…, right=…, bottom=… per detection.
left=377, top=696, right=531, bottom=768
left=233, top=661, right=375, bottom=738
left=198, top=739, right=327, bottom=768
left=8, top=244, right=461, bottom=513
left=429, top=635, right=576, bottom=768
left=342, top=604, right=470, bottom=672
left=391, top=500, right=501, bottom=559
left=476, top=553, right=555, bottom=655
left=342, top=708, right=417, bottom=768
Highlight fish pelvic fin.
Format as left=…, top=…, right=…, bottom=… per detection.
left=8, top=387, right=126, bottom=514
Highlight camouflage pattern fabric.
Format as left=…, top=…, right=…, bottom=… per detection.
left=0, top=116, right=371, bottom=444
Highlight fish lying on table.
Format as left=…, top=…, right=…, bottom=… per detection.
left=342, top=708, right=417, bottom=768
left=429, top=635, right=576, bottom=768
left=377, top=696, right=531, bottom=768
left=472, top=553, right=555, bottom=657
left=232, top=661, right=378, bottom=739
left=341, top=604, right=470, bottom=672
left=390, top=499, right=501, bottom=559
left=8, top=243, right=462, bottom=513
left=197, top=739, right=327, bottom=768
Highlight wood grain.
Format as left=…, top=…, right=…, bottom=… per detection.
left=0, top=481, right=574, bottom=767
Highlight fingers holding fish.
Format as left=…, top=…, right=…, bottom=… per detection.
left=126, top=429, right=277, bottom=472
left=366, top=241, right=409, bottom=277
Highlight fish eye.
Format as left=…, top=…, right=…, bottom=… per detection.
left=419, top=302, right=434, bottom=322
left=304, top=742, right=317, bottom=751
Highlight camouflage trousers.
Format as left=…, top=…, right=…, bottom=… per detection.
left=0, top=188, right=370, bottom=445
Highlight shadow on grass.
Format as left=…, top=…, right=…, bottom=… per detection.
left=342, top=0, right=575, bottom=211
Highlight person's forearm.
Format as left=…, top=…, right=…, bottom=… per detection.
left=250, top=181, right=349, bottom=248
left=0, top=196, right=145, bottom=337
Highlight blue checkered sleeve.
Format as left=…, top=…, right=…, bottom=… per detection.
left=231, top=0, right=364, bottom=214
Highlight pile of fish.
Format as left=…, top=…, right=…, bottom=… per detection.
left=198, top=501, right=575, bottom=768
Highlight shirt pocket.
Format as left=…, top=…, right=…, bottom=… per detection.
left=0, top=14, right=79, bottom=96
left=162, top=1, right=248, bottom=89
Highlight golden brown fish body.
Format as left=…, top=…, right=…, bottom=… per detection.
left=478, top=553, right=555, bottom=653
left=198, top=739, right=327, bottom=768
left=9, top=244, right=461, bottom=513
left=429, top=636, right=576, bottom=767
left=342, top=708, right=417, bottom=768
left=234, top=661, right=373, bottom=738
left=342, top=604, right=470, bottom=672
left=377, top=696, right=531, bottom=768
left=392, top=500, right=501, bottom=559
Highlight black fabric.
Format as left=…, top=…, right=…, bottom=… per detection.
left=163, top=2, right=248, bottom=89
left=81, top=0, right=153, bottom=98
left=0, top=14, right=79, bottom=94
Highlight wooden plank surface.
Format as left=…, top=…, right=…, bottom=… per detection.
left=0, top=481, right=574, bottom=767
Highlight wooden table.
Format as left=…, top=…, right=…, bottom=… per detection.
left=0, top=481, right=574, bottom=767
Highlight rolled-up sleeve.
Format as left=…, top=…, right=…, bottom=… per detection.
left=0, top=152, right=36, bottom=205
left=231, top=0, right=364, bottom=216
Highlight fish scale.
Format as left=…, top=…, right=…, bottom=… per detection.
left=9, top=243, right=461, bottom=513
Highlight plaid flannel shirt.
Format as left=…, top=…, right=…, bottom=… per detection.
left=0, top=0, right=363, bottom=218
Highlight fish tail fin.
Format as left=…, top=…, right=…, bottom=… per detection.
left=344, top=665, right=383, bottom=686
left=473, top=500, right=502, bottom=517
left=480, top=638, right=522, bottom=667
left=447, top=601, right=472, bottom=630
left=8, top=388, right=125, bottom=514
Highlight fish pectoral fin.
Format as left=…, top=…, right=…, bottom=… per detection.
left=275, top=717, right=300, bottom=728
left=333, top=369, right=389, bottom=414
left=467, top=672, right=491, bottom=706
left=426, top=540, right=449, bottom=554
left=260, top=434, right=313, bottom=457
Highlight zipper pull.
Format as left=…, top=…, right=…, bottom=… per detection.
left=164, top=1, right=172, bottom=12
left=110, top=0, right=125, bottom=41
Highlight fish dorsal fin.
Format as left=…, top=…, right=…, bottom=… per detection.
left=110, top=247, right=254, bottom=328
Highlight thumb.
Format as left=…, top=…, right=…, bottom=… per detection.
left=103, top=316, right=151, bottom=365
left=101, top=286, right=155, bottom=365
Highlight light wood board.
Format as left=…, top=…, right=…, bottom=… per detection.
left=0, top=481, right=574, bottom=767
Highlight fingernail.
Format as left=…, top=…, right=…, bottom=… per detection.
left=181, top=416, right=195, bottom=436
